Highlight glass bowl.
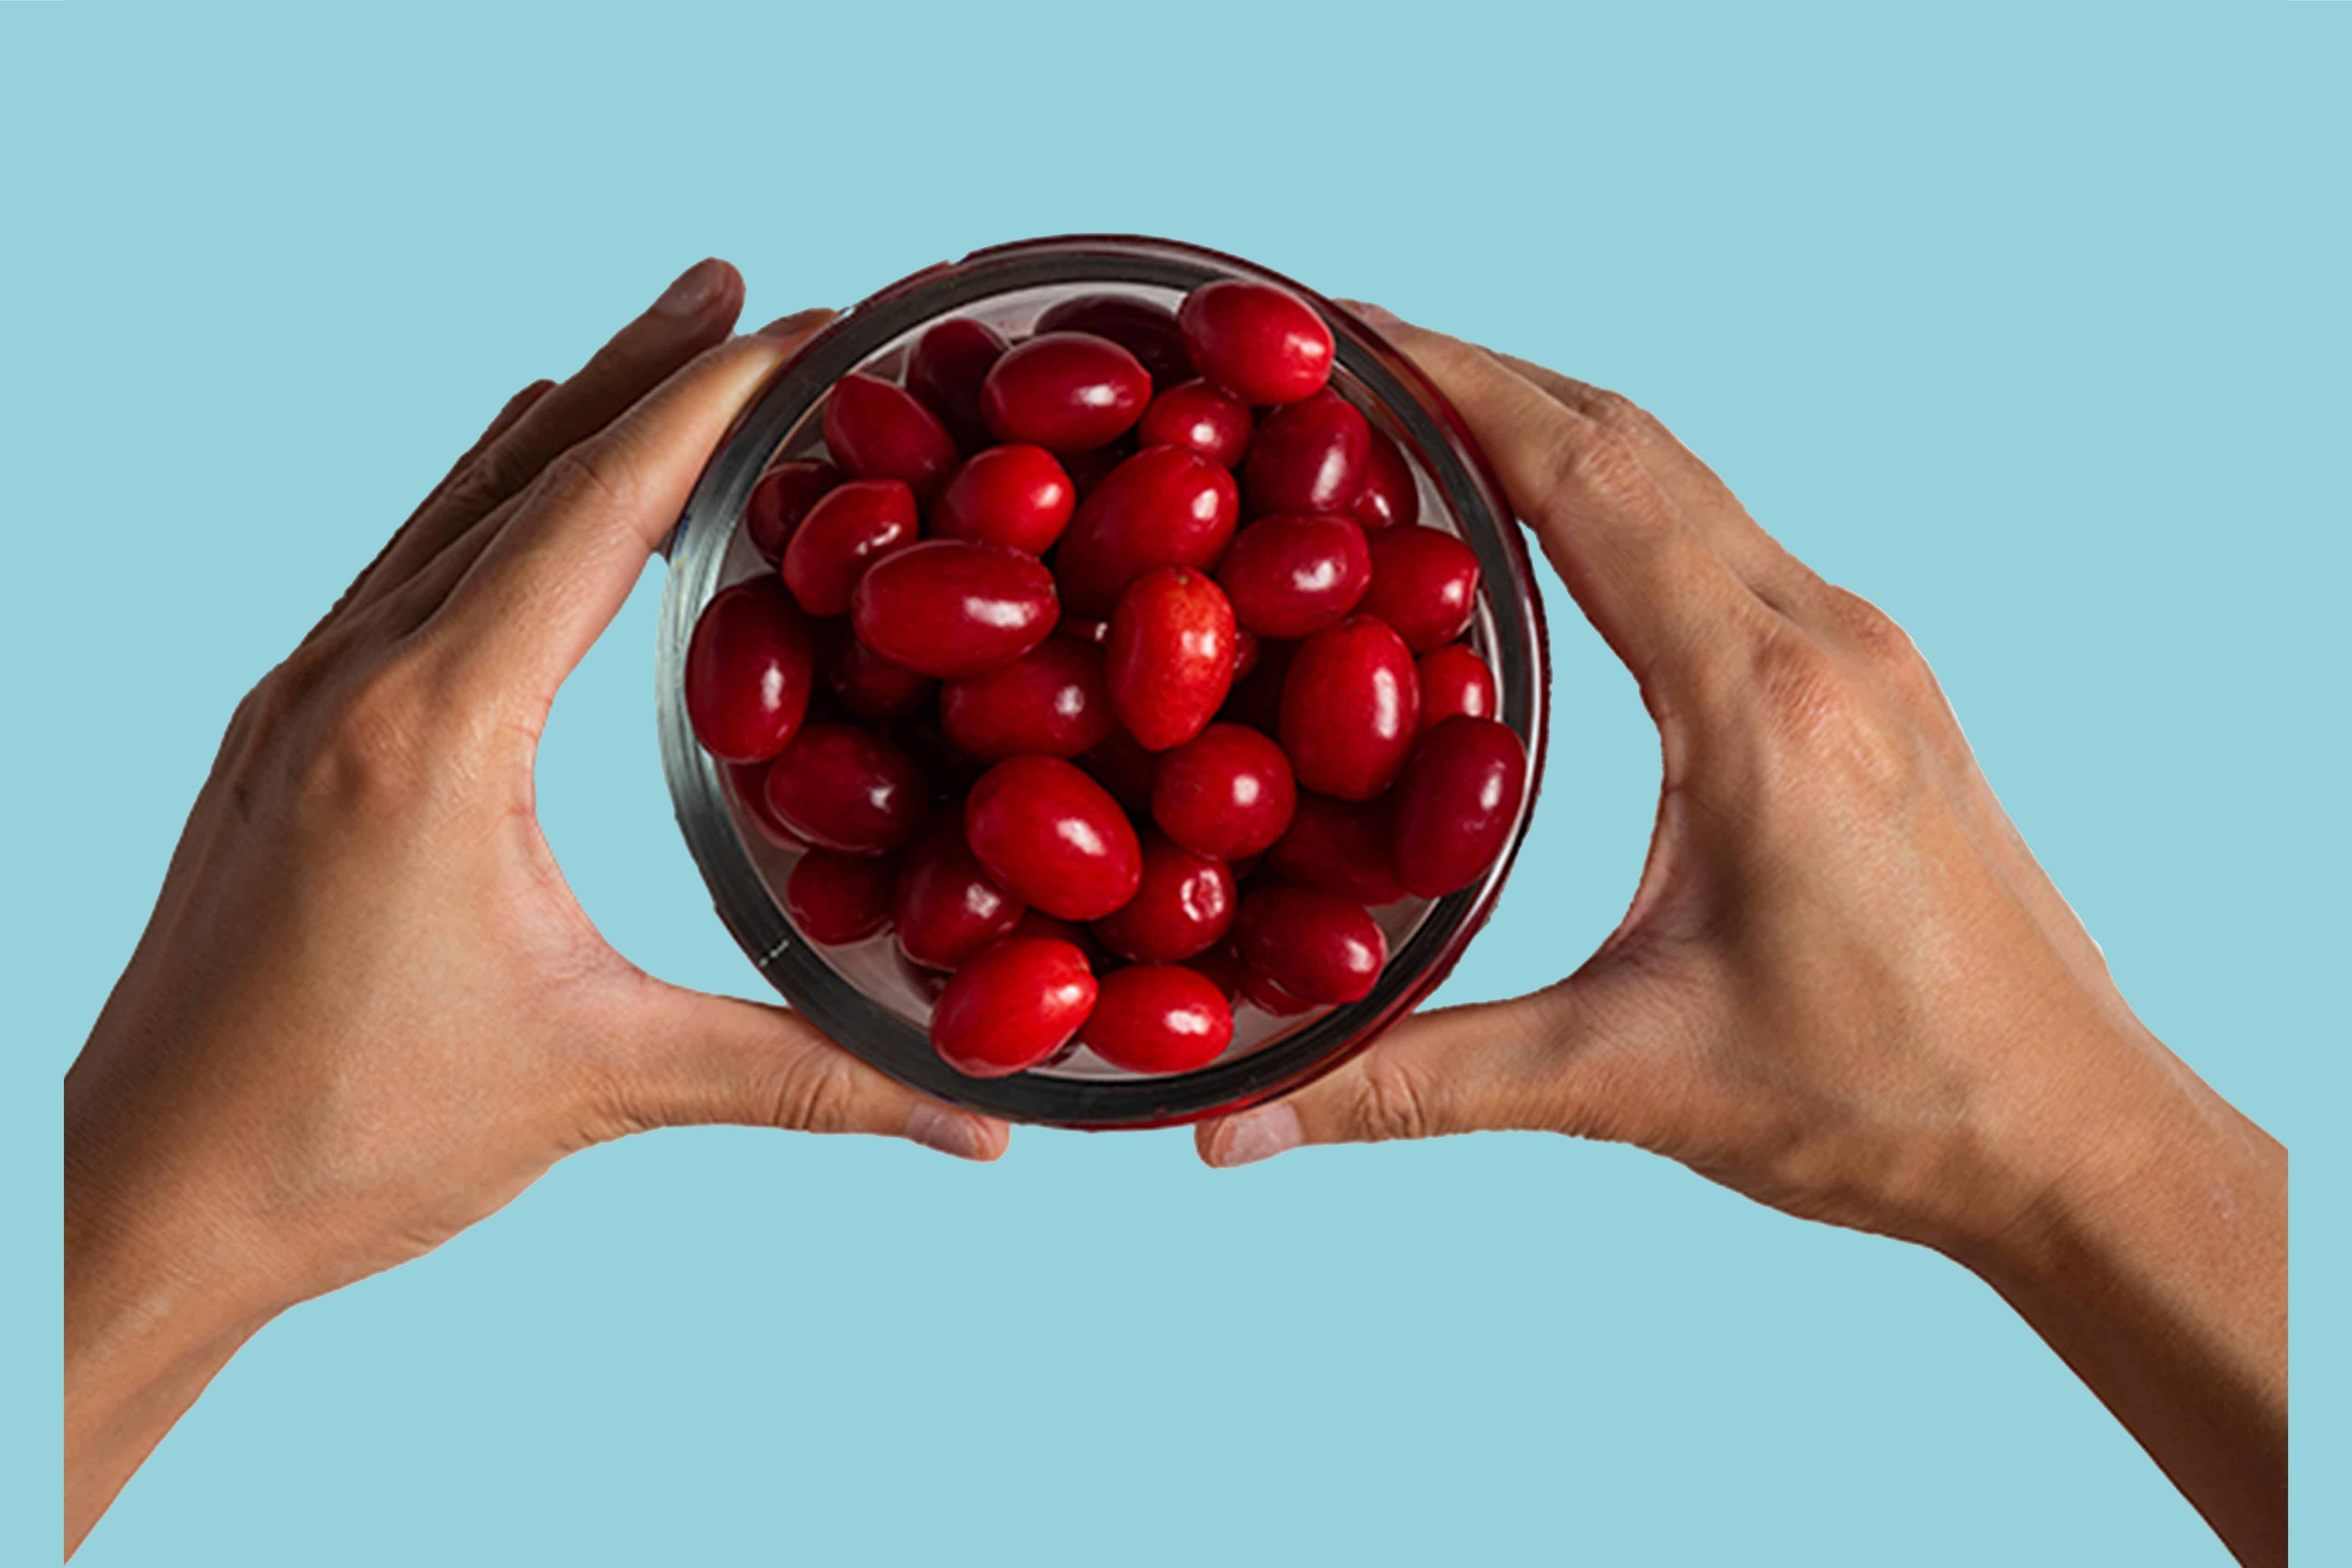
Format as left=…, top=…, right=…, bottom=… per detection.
left=655, top=235, right=1548, bottom=1128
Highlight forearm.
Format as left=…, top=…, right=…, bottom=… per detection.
left=1949, top=1038, right=2286, bottom=1567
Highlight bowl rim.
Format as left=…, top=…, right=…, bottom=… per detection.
left=657, top=233, right=1550, bottom=1128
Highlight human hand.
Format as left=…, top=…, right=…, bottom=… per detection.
left=65, top=261, right=1007, bottom=1550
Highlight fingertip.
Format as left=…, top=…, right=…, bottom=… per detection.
left=906, top=1100, right=1012, bottom=1162
left=1199, top=1102, right=1303, bottom=1169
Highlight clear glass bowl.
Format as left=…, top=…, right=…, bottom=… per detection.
left=655, top=235, right=1549, bottom=1128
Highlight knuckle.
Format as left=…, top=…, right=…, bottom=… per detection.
left=1822, top=587, right=1920, bottom=670
left=1579, top=386, right=1653, bottom=438
left=298, top=654, right=446, bottom=810
left=1541, top=426, right=1654, bottom=522
left=1350, top=1059, right=1437, bottom=1143
left=1746, top=626, right=1914, bottom=795
left=765, top=1050, right=868, bottom=1134
left=537, top=439, right=641, bottom=521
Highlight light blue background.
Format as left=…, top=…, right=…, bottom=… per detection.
left=6, top=2, right=2342, bottom=1563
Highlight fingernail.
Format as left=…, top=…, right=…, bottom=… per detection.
left=906, top=1101, right=996, bottom=1161
left=758, top=306, right=833, bottom=339
left=653, top=258, right=729, bottom=319
left=1210, top=1104, right=1302, bottom=1168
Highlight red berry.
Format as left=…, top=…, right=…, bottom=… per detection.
left=762, top=722, right=928, bottom=855
left=1352, top=426, right=1419, bottom=531
left=930, top=937, right=1098, bottom=1078
left=785, top=850, right=898, bottom=945
left=938, top=636, right=1116, bottom=761
left=1416, top=643, right=1496, bottom=729
left=822, top=373, right=959, bottom=499
left=1391, top=716, right=1529, bottom=897
left=894, top=822, right=1025, bottom=969
left=1081, top=964, right=1235, bottom=1074
left=964, top=755, right=1144, bottom=921
left=931, top=444, right=1075, bottom=556
left=1091, top=832, right=1237, bottom=963
left=980, top=332, right=1151, bottom=453
left=1054, top=445, right=1240, bottom=617
left=905, top=317, right=1008, bottom=450
left=1035, top=294, right=1195, bottom=387
left=1216, top=513, right=1372, bottom=639
left=1360, top=526, right=1480, bottom=654
left=851, top=540, right=1059, bottom=678
left=1243, top=389, right=1370, bottom=516
left=1266, top=793, right=1405, bottom=905
left=1107, top=567, right=1236, bottom=752
left=1150, top=722, right=1296, bottom=860
left=1234, top=885, right=1386, bottom=1004
left=1239, top=963, right=1316, bottom=1016
left=685, top=577, right=815, bottom=763
left=1136, top=379, right=1253, bottom=467
left=1177, top=280, right=1334, bottom=405
left=782, top=478, right=918, bottom=618
left=727, top=759, right=807, bottom=850
left=744, top=458, right=841, bottom=564
left=1279, top=617, right=1420, bottom=800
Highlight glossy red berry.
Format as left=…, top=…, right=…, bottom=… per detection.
left=1177, top=280, right=1334, bottom=405
left=1233, top=885, right=1386, bottom=1004
left=905, top=316, right=1008, bottom=450
left=1266, top=793, right=1405, bottom=905
left=744, top=458, right=841, bottom=564
left=979, top=332, right=1151, bottom=453
left=685, top=577, right=815, bottom=762
left=1054, top=445, right=1240, bottom=617
left=1243, top=390, right=1370, bottom=516
left=728, top=759, right=807, bottom=850
left=782, top=478, right=918, bottom=618
left=1279, top=617, right=1421, bottom=800
left=1391, top=716, right=1529, bottom=897
left=762, top=722, right=928, bottom=855
left=1352, top=426, right=1419, bottom=531
left=1090, top=833, right=1237, bottom=963
left=1149, top=722, right=1296, bottom=860
left=894, top=823, right=1025, bottom=969
left=851, top=540, right=1059, bottom=678
left=1035, top=294, right=1195, bottom=387
left=1215, top=513, right=1372, bottom=639
left=1416, top=643, right=1496, bottom=729
left=1238, top=963, right=1315, bottom=1016
left=1106, top=567, right=1236, bottom=752
left=1361, top=526, right=1480, bottom=654
left=931, top=444, right=1075, bottom=556
left=785, top=850, right=898, bottom=945
left=1136, top=379, right=1253, bottom=467
left=938, top=636, right=1116, bottom=761
left=822, top=373, right=959, bottom=499
left=964, top=755, right=1144, bottom=921
left=930, top=937, right=1098, bottom=1078
left=1080, top=964, right=1235, bottom=1074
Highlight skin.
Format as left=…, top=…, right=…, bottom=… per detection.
left=63, top=261, right=1009, bottom=1557
left=64, top=271, right=2284, bottom=1565
left=1198, top=304, right=2287, bottom=1568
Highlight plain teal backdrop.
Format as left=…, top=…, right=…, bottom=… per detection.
left=6, top=2, right=2342, bottom=1562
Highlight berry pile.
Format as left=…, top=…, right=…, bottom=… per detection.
left=685, top=278, right=1530, bottom=1080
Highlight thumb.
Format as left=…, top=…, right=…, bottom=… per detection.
left=608, top=982, right=1011, bottom=1161
left=1193, top=982, right=1625, bottom=1167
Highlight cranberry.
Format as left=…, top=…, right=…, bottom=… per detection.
left=1034, top=294, right=1193, bottom=386
left=821, top=373, right=959, bottom=499
left=685, top=577, right=815, bottom=762
left=1391, top=716, right=1529, bottom=897
left=1106, top=567, right=1236, bottom=752
left=785, top=850, right=898, bottom=945
left=1054, top=445, right=1240, bottom=617
left=1234, top=885, right=1386, bottom=1004
left=1062, top=616, right=1112, bottom=647
left=1091, top=833, right=1236, bottom=963
left=727, top=760, right=806, bottom=850
left=1177, top=280, right=1333, bottom=406
left=1361, top=526, right=1480, bottom=654
left=1081, top=964, right=1235, bottom=1074
left=938, top=636, right=1116, bottom=761
left=1352, top=426, right=1419, bottom=531
left=931, top=444, right=1075, bottom=556
left=905, top=316, right=1008, bottom=450
left=1417, top=643, right=1496, bottom=729
left=964, top=755, right=1144, bottom=921
left=979, top=332, right=1151, bottom=453
left=1219, top=636, right=1297, bottom=734
left=1239, top=963, right=1316, bottom=1016
left=850, top=540, right=1059, bottom=678
left=1279, top=617, right=1420, bottom=800
left=1243, top=390, right=1370, bottom=516
left=894, top=822, right=1025, bottom=969
left=744, top=458, right=841, bottom=564
left=1136, top=379, right=1253, bottom=468
left=827, top=635, right=936, bottom=724
left=1150, top=722, right=1296, bottom=859
left=762, top=722, right=928, bottom=855
left=1232, top=628, right=1263, bottom=682
left=1266, top=793, right=1405, bottom=905
left=930, top=936, right=1098, bottom=1078
left=1216, top=513, right=1372, bottom=639
left=1078, top=727, right=1161, bottom=815
left=782, top=477, right=918, bottom=618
